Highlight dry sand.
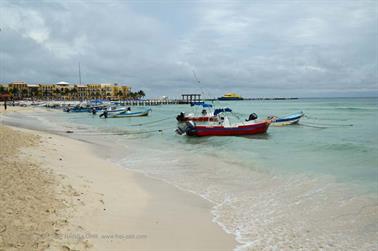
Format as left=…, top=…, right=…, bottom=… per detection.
left=0, top=120, right=236, bottom=250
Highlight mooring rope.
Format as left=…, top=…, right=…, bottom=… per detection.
left=305, top=122, right=353, bottom=127
left=299, top=124, right=329, bottom=129
left=127, top=116, right=173, bottom=127
left=64, top=125, right=178, bottom=135
left=116, top=126, right=178, bottom=135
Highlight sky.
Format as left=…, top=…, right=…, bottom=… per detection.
left=0, top=0, right=377, bottom=98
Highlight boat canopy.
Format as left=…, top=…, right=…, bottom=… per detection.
left=214, top=107, right=232, bottom=115
left=190, top=102, right=213, bottom=108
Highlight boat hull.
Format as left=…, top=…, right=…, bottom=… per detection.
left=64, top=108, right=91, bottom=112
left=186, top=121, right=270, bottom=137
left=271, top=112, right=304, bottom=126
left=110, top=109, right=151, bottom=118
left=217, top=97, right=244, bottom=101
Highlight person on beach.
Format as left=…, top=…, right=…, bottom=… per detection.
left=4, top=100, right=7, bottom=110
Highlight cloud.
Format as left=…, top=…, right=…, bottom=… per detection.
left=0, top=0, right=376, bottom=97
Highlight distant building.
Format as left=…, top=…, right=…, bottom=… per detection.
left=0, top=81, right=131, bottom=100
left=8, top=81, right=28, bottom=99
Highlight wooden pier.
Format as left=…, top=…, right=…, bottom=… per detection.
left=120, top=94, right=202, bottom=106
left=120, top=99, right=188, bottom=106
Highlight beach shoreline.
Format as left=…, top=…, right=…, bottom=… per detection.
left=1, top=104, right=377, bottom=250
left=0, top=109, right=237, bottom=250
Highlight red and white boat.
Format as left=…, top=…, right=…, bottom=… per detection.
left=177, top=117, right=271, bottom=137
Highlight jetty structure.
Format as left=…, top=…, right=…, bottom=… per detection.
left=181, top=94, right=201, bottom=103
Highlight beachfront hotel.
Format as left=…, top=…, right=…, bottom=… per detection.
left=0, top=81, right=130, bottom=100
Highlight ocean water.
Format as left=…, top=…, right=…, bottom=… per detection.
left=2, top=97, right=377, bottom=250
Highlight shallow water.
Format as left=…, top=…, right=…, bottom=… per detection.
left=2, top=97, right=378, bottom=250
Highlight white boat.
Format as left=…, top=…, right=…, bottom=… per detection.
left=269, top=111, right=304, bottom=126
left=100, top=107, right=151, bottom=118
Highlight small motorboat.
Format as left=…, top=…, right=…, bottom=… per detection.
left=100, top=107, right=151, bottom=118
left=268, top=111, right=304, bottom=126
left=110, top=108, right=151, bottom=118
left=99, top=106, right=127, bottom=118
left=64, top=106, right=91, bottom=112
left=177, top=113, right=271, bottom=137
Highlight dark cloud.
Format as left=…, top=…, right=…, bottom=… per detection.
left=0, top=0, right=376, bottom=98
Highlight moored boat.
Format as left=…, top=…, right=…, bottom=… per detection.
left=269, top=111, right=304, bottom=126
left=177, top=119, right=271, bottom=136
left=177, top=109, right=270, bottom=137
left=100, top=107, right=151, bottom=118
left=218, top=92, right=243, bottom=101
left=110, top=108, right=151, bottom=118
left=64, top=106, right=92, bottom=112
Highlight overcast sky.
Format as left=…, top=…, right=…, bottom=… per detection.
left=0, top=0, right=377, bottom=98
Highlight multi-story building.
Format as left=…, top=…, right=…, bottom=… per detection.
left=39, top=84, right=56, bottom=98
left=8, top=81, right=28, bottom=98
left=0, top=81, right=131, bottom=100
left=75, top=84, right=87, bottom=100
left=112, top=85, right=129, bottom=99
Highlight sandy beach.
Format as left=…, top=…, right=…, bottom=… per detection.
left=0, top=107, right=236, bottom=250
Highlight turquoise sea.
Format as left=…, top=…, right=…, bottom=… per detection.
left=2, top=97, right=378, bottom=250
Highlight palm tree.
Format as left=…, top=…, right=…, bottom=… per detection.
left=22, top=89, right=28, bottom=98
left=54, top=89, right=61, bottom=100
left=138, top=90, right=145, bottom=99
left=70, top=88, right=78, bottom=100
left=9, top=88, right=16, bottom=98
left=43, top=90, right=49, bottom=100
left=117, top=90, right=123, bottom=99
left=31, top=89, right=38, bottom=99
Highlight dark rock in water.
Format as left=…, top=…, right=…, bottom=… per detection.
left=65, top=130, right=74, bottom=133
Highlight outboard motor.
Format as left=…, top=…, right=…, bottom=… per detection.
left=247, top=113, right=258, bottom=121
left=99, top=110, right=108, bottom=118
left=176, top=121, right=196, bottom=135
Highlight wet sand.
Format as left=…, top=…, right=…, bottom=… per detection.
left=0, top=109, right=236, bottom=250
